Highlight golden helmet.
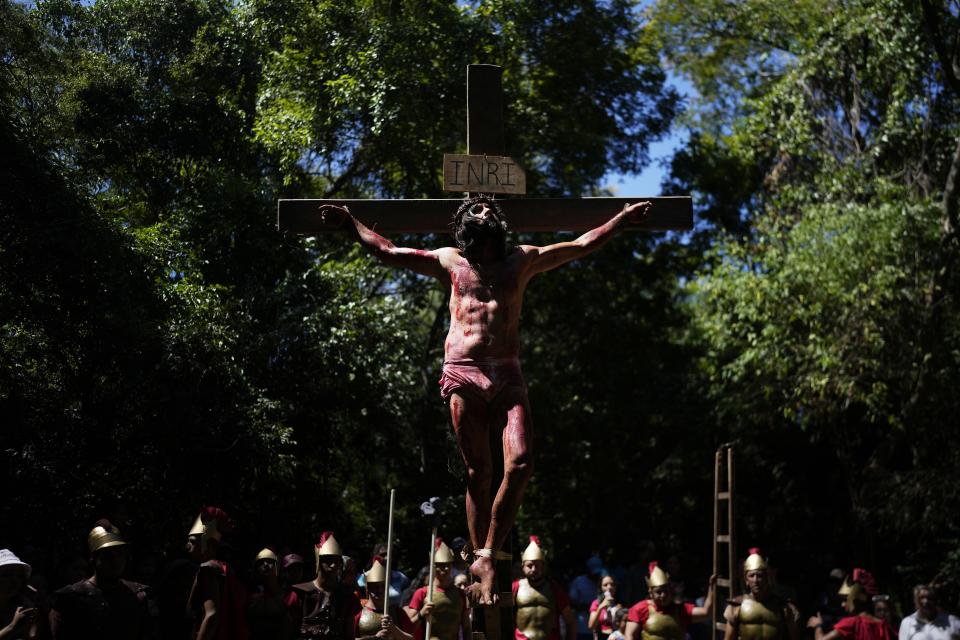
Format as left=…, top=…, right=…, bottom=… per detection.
left=521, top=535, right=546, bottom=562
left=647, top=561, right=670, bottom=588
left=838, top=578, right=852, bottom=596
left=839, top=568, right=877, bottom=606
left=256, top=548, right=279, bottom=576
left=434, top=538, right=455, bottom=564
left=88, top=521, right=126, bottom=554
left=316, top=531, right=342, bottom=556
left=188, top=507, right=230, bottom=550
left=366, top=557, right=387, bottom=583
left=314, top=531, right=343, bottom=573
left=744, top=548, right=767, bottom=574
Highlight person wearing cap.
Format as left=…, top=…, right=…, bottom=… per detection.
left=357, top=557, right=414, bottom=640
left=185, top=506, right=249, bottom=640
left=290, top=531, right=361, bottom=640
left=722, top=548, right=799, bottom=640
left=247, top=548, right=294, bottom=640
left=0, top=548, right=42, bottom=639
left=816, top=570, right=896, bottom=640
left=343, top=557, right=361, bottom=601
left=898, top=584, right=960, bottom=640
left=285, top=555, right=307, bottom=588
left=512, top=536, right=576, bottom=640
left=48, top=519, right=149, bottom=639
left=283, top=554, right=307, bottom=620
left=624, top=561, right=715, bottom=640
left=405, top=539, right=468, bottom=640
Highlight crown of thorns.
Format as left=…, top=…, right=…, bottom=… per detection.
left=451, top=196, right=508, bottom=232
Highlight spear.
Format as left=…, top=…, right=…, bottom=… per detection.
left=383, top=489, right=396, bottom=616
left=420, top=497, right=442, bottom=640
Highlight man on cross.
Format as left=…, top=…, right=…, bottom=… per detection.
left=321, top=196, right=652, bottom=607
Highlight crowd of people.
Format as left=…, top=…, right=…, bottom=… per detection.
left=1, top=508, right=957, bottom=640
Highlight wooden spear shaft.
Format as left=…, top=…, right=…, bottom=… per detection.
left=424, top=526, right=438, bottom=640
left=383, top=489, right=397, bottom=616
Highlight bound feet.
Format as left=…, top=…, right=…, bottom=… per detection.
left=466, top=555, right=498, bottom=606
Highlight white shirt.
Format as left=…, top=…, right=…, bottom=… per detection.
left=899, top=612, right=960, bottom=640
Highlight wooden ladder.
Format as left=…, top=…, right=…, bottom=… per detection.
left=712, top=444, right=736, bottom=640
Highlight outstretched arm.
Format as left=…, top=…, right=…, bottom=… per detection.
left=522, top=201, right=652, bottom=274
left=321, top=204, right=446, bottom=279
left=691, top=575, right=717, bottom=622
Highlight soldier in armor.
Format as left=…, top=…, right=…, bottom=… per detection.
left=816, top=570, right=895, bottom=640
left=512, top=536, right=576, bottom=640
left=722, top=548, right=799, bottom=640
left=185, top=506, right=249, bottom=640
left=624, top=561, right=715, bottom=640
left=49, top=520, right=149, bottom=639
left=356, top=557, right=414, bottom=640
left=291, top=531, right=362, bottom=640
left=405, top=539, right=469, bottom=640
left=247, top=548, right=294, bottom=640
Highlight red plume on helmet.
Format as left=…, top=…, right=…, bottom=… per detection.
left=521, top=535, right=545, bottom=561
left=852, top=568, right=878, bottom=596
left=316, top=531, right=335, bottom=550
left=314, top=531, right=342, bottom=563
left=435, top=538, right=444, bottom=550
left=201, top=506, right=233, bottom=534
left=649, top=561, right=659, bottom=575
left=748, top=547, right=761, bottom=555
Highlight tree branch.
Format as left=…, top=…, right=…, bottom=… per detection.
left=942, top=134, right=960, bottom=235
left=919, top=0, right=960, bottom=93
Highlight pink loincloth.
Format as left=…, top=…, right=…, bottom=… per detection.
left=438, top=357, right=527, bottom=403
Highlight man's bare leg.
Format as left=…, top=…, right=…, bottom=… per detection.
left=467, top=389, right=534, bottom=606
left=449, top=392, right=492, bottom=564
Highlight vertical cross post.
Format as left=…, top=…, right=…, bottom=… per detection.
left=466, top=64, right=515, bottom=640
left=467, top=65, right=505, bottom=157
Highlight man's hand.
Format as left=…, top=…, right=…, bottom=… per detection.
left=377, top=614, right=396, bottom=638
left=419, top=601, right=434, bottom=621
left=319, top=203, right=350, bottom=227
left=9, top=606, right=36, bottom=629
left=622, top=201, right=652, bottom=224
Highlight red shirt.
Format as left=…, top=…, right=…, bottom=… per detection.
left=627, top=600, right=695, bottom=630
left=834, top=615, right=897, bottom=640
left=512, top=579, right=571, bottom=640
left=590, top=599, right=623, bottom=634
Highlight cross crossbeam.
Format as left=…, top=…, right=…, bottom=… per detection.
left=277, top=196, right=691, bottom=234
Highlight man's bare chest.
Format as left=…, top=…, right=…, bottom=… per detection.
left=449, top=259, right=524, bottom=303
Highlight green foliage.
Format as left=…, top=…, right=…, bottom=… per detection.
left=253, top=0, right=675, bottom=196
left=657, top=0, right=960, bottom=592
left=1, top=0, right=680, bottom=581
left=6, top=0, right=960, bottom=605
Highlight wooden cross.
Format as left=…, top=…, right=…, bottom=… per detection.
left=277, top=64, right=692, bottom=234
left=276, top=64, right=691, bottom=640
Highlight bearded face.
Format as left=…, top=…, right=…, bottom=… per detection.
left=454, top=198, right=507, bottom=259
